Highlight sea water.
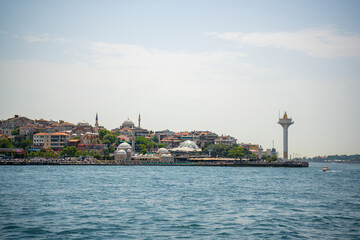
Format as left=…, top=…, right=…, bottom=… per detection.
left=0, top=163, right=359, bottom=239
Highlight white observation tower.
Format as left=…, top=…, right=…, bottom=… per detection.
left=278, top=112, right=294, bottom=160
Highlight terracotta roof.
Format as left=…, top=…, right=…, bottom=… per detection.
left=120, top=129, right=133, bottom=132
left=34, top=133, right=49, bottom=136
left=69, top=139, right=80, bottom=142
left=50, top=133, right=69, bottom=136
left=20, top=126, right=33, bottom=129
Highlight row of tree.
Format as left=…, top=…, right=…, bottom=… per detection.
left=202, top=144, right=277, bottom=161
left=135, top=136, right=166, bottom=154
left=0, top=138, right=33, bottom=150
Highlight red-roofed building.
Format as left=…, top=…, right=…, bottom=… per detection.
left=33, top=132, right=70, bottom=150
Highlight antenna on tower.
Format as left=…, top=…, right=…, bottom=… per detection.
left=272, top=140, right=274, bottom=149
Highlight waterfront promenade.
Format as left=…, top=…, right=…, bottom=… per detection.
left=0, top=158, right=308, bottom=167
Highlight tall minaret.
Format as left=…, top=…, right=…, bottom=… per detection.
left=131, top=129, right=135, bottom=156
left=278, top=112, right=294, bottom=160
left=95, top=113, right=99, bottom=133
left=138, top=113, right=141, bottom=128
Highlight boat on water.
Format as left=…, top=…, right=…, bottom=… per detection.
left=322, top=166, right=329, bottom=171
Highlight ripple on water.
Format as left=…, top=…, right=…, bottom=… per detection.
left=0, top=163, right=359, bottom=239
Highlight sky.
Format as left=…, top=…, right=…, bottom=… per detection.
left=0, top=0, right=359, bottom=157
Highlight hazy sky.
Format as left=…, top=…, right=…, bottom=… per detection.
left=0, top=0, right=359, bottom=157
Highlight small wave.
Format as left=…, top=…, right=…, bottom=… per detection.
left=2, top=224, right=20, bottom=230
left=22, top=227, right=50, bottom=235
left=171, top=223, right=203, bottom=229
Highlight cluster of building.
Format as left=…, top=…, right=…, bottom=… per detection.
left=0, top=113, right=279, bottom=159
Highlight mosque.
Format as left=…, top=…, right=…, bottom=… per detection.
left=114, top=142, right=174, bottom=163
left=114, top=114, right=202, bottom=163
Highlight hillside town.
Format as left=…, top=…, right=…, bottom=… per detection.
left=0, top=114, right=278, bottom=161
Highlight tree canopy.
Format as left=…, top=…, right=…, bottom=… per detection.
left=99, top=129, right=111, bottom=140
left=19, top=139, right=32, bottom=150
left=11, top=129, right=20, bottom=136
left=60, top=146, right=79, bottom=157
left=204, top=144, right=258, bottom=160
left=0, top=138, right=14, bottom=148
left=228, top=147, right=245, bottom=160
left=103, top=134, right=117, bottom=145
left=135, top=136, right=165, bottom=153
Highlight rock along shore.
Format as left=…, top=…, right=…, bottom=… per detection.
left=0, top=158, right=309, bottom=167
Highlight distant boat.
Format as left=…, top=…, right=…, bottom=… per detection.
left=322, top=166, right=329, bottom=171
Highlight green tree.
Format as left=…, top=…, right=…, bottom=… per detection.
left=103, top=148, right=109, bottom=155
left=0, top=138, right=14, bottom=148
left=156, top=143, right=166, bottom=149
left=108, top=146, right=115, bottom=153
left=11, top=128, right=20, bottom=135
left=139, top=144, right=146, bottom=152
left=140, top=149, right=148, bottom=154
left=81, top=150, right=88, bottom=157
left=228, top=147, right=245, bottom=160
left=135, top=136, right=148, bottom=145
left=60, top=146, right=78, bottom=157
left=99, top=129, right=111, bottom=140
left=103, top=134, right=117, bottom=145
left=204, top=144, right=232, bottom=157
left=75, top=150, right=81, bottom=157
left=19, top=139, right=32, bottom=150
left=151, top=134, right=159, bottom=143
left=89, top=150, right=95, bottom=157
left=135, top=136, right=161, bottom=153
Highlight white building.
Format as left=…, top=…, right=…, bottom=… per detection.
left=115, top=142, right=132, bottom=162
left=33, top=132, right=70, bottom=150
left=33, top=133, right=51, bottom=149
left=214, top=135, right=237, bottom=146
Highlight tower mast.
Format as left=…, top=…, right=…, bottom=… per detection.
left=278, top=112, right=294, bottom=160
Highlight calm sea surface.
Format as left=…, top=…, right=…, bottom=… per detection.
left=0, top=163, right=359, bottom=239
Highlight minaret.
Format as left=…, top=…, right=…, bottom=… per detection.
left=138, top=113, right=141, bottom=128
left=95, top=113, right=99, bottom=133
left=131, top=129, right=135, bottom=156
left=278, top=112, right=294, bottom=160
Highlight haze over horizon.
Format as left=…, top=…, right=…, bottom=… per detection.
left=1, top=0, right=359, bottom=157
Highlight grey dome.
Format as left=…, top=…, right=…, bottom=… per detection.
left=116, top=149, right=126, bottom=155
left=179, top=140, right=199, bottom=149
left=77, top=120, right=90, bottom=126
left=157, top=148, right=169, bottom=154
left=117, top=142, right=131, bottom=150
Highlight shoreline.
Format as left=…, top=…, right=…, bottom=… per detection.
left=0, top=158, right=309, bottom=167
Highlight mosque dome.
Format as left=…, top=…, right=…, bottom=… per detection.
left=115, top=149, right=126, bottom=155
left=157, top=148, right=169, bottom=154
left=77, top=120, right=90, bottom=126
left=179, top=140, right=199, bottom=150
left=170, top=140, right=201, bottom=152
left=117, top=142, right=131, bottom=150
left=123, top=119, right=134, bottom=124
